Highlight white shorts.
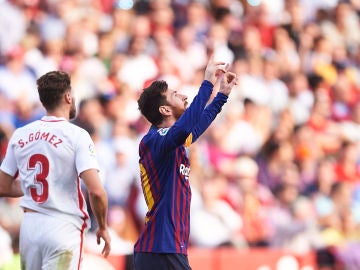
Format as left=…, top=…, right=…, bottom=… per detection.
left=20, top=212, right=86, bottom=270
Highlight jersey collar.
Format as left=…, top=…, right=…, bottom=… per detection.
left=41, top=116, right=67, bottom=122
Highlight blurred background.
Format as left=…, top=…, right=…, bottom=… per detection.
left=1, top=0, right=360, bottom=269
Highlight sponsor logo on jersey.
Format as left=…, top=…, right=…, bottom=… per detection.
left=158, top=128, right=169, bottom=136
left=179, top=164, right=190, bottom=180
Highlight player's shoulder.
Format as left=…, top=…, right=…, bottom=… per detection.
left=66, top=122, right=91, bottom=136
left=67, top=121, right=84, bottom=130
left=142, top=127, right=169, bottom=142
left=12, top=120, right=40, bottom=137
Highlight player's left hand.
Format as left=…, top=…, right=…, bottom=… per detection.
left=219, top=71, right=239, bottom=96
left=96, top=228, right=111, bottom=257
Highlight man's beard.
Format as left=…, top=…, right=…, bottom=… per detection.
left=172, top=103, right=187, bottom=120
left=69, top=98, right=76, bottom=119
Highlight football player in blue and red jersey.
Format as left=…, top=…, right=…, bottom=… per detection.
left=134, top=57, right=238, bottom=270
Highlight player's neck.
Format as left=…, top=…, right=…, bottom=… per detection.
left=157, top=117, right=176, bottom=129
left=46, top=108, right=69, bottom=121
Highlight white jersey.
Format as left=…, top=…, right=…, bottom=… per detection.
left=0, top=115, right=100, bottom=230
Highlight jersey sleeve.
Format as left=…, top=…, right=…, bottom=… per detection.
left=190, top=92, right=228, bottom=143
left=0, top=134, right=18, bottom=177
left=75, top=129, right=100, bottom=175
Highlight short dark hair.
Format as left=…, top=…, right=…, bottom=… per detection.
left=37, top=71, right=71, bottom=111
left=137, top=80, right=168, bottom=126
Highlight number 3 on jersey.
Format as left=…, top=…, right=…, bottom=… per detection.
left=28, top=154, right=49, bottom=203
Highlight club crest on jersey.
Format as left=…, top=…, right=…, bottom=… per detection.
left=88, top=144, right=96, bottom=156
left=158, top=128, right=169, bottom=136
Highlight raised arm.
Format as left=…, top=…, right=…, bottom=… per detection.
left=166, top=57, right=228, bottom=146
left=191, top=71, right=239, bottom=142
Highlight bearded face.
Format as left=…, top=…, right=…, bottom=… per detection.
left=170, top=101, right=188, bottom=120
left=69, top=96, right=76, bottom=119
left=164, top=89, right=188, bottom=120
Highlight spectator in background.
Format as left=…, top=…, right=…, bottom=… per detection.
left=306, top=89, right=342, bottom=155
left=333, top=141, right=360, bottom=184
left=211, top=97, right=269, bottom=158
left=321, top=2, right=360, bottom=53
left=171, top=25, right=208, bottom=84
left=272, top=26, right=301, bottom=75
left=340, top=102, right=360, bottom=142
left=72, top=97, right=120, bottom=166
left=292, top=124, right=323, bottom=192
left=185, top=1, right=211, bottom=43
left=238, top=55, right=270, bottom=106
left=104, top=137, right=139, bottom=208
left=149, top=0, right=175, bottom=36
left=190, top=172, right=244, bottom=248
left=331, top=73, right=359, bottom=122
left=307, top=156, right=337, bottom=198
left=286, top=71, right=314, bottom=125
left=227, top=156, right=273, bottom=247
left=246, top=3, right=276, bottom=49
left=282, top=0, right=306, bottom=49
left=0, top=46, right=38, bottom=106
left=207, top=22, right=235, bottom=64
left=261, top=52, right=290, bottom=117
left=257, top=135, right=296, bottom=192
left=117, top=19, right=158, bottom=92
left=268, top=183, right=323, bottom=254
left=0, top=1, right=26, bottom=54
left=317, top=182, right=360, bottom=246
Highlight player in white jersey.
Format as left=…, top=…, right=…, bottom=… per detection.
left=0, top=71, right=111, bottom=269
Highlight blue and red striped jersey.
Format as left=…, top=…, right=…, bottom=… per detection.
left=134, top=80, right=228, bottom=254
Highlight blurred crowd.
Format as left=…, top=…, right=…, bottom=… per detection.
left=2, top=0, right=360, bottom=269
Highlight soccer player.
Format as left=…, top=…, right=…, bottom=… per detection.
left=0, top=71, right=111, bottom=269
left=134, top=57, right=238, bottom=270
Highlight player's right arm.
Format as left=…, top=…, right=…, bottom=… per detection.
left=80, top=168, right=111, bottom=257
left=0, top=170, right=23, bottom=197
left=75, top=128, right=111, bottom=257
left=165, top=57, right=227, bottom=147
left=0, top=132, right=24, bottom=197
left=191, top=71, right=238, bottom=142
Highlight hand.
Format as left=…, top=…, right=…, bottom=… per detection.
left=204, top=55, right=228, bottom=85
left=219, top=71, right=239, bottom=96
left=96, top=228, right=111, bottom=258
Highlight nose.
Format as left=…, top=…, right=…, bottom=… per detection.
left=176, top=92, right=187, bottom=100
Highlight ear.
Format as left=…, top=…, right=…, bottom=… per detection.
left=64, top=92, right=72, bottom=104
left=159, top=105, right=171, bottom=116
